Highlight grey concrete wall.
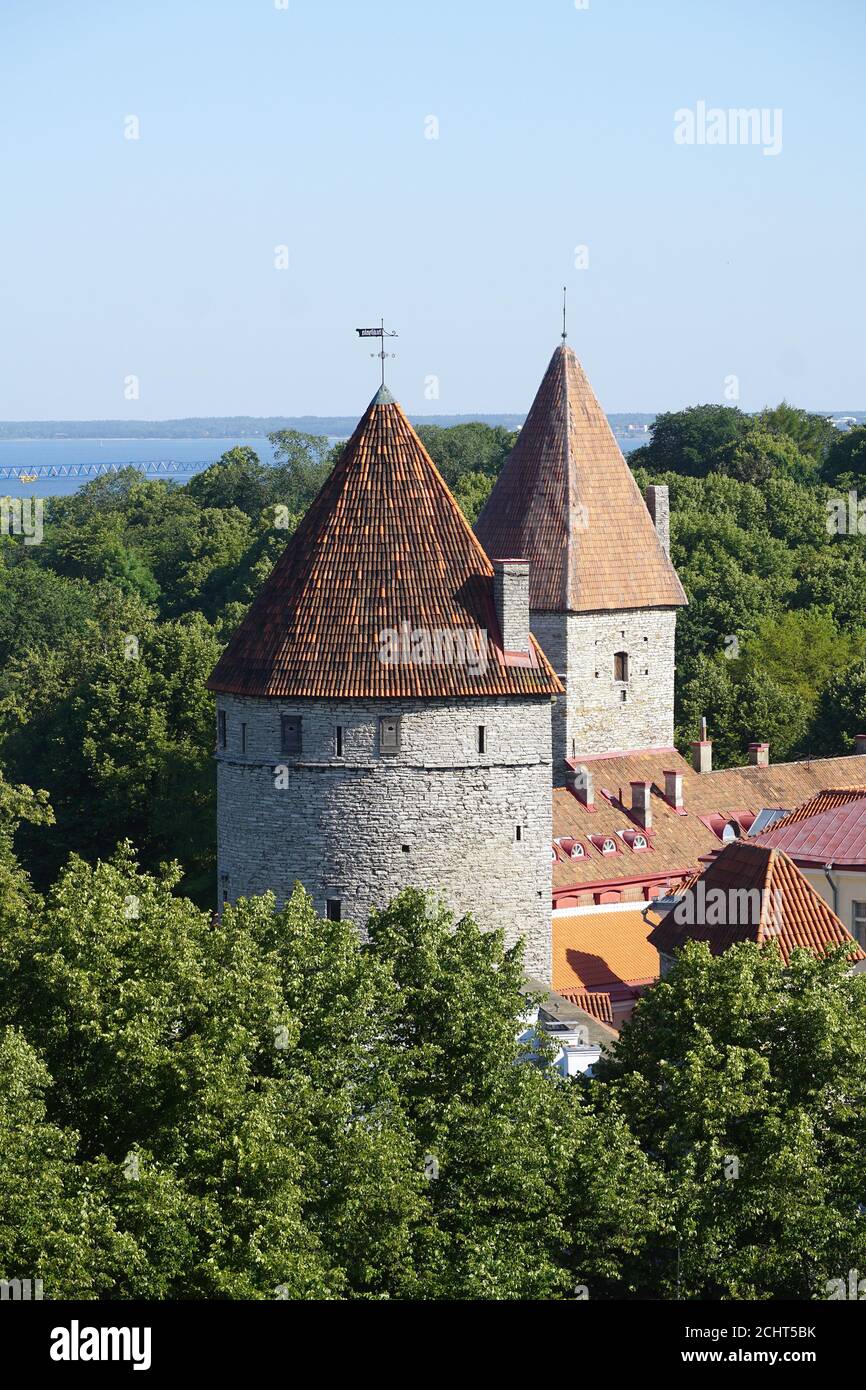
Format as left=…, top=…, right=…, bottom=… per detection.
left=532, top=607, right=678, bottom=766
left=214, top=693, right=554, bottom=982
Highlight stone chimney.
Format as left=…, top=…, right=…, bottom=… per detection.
left=492, top=558, right=530, bottom=653
left=748, top=741, right=770, bottom=767
left=630, top=780, right=652, bottom=830
left=691, top=740, right=712, bottom=774
left=855, top=734, right=866, bottom=755
left=572, top=764, right=594, bottom=808
left=663, top=768, right=684, bottom=810
left=644, top=484, right=670, bottom=556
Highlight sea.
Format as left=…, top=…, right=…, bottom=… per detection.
left=0, top=430, right=648, bottom=500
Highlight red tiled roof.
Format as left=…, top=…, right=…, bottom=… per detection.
left=552, top=750, right=866, bottom=895
left=208, top=387, right=562, bottom=700
left=648, top=841, right=864, bottom=964
left=555, top=987, right=615, bottom=1026
left=754, top=791, right=866, bottom=867
left=474, top=344, right=687, bottom=613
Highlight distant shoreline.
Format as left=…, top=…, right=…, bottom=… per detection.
left=0, top=413, right=651, bottom=441
left=0, top=410, right=861, bottom=442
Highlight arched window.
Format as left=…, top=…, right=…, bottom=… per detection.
left=601, top=837, right=617, bottom=855
left=633, top=833, right=648, bottom=850
left=722, top=821, right=740, bottom=842
left=570, top=841, right=585, bottom=858
left=614, top=651, right=629, bottom=682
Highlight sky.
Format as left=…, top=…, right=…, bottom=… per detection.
left=0, top=0, right=864, bottom=420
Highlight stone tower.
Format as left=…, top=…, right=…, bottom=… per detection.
left=207, top=384, right=562, bottom=983
left=475, top=344, right=687, bottom=775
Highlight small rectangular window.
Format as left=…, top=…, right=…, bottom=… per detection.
left=281, top=716, right=302, bottom=755
left=335, top=725, right=343, bottom=757
left=614, top=651, right=629, bottom=682
left=240, top=722, right=247, bottom=754
left=477, top=725, right=486, bottom=754
left=326, top=899, right=341, bottom=922
left=218, top=709, right=227, bottom=749
left=853, top=901, right=866, bottom=948
left=379, top=715, right=401, bottom=754
left=515, top=824, right=522, bottom=842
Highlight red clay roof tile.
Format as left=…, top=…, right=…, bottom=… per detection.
left=474, top=344, right=687, bottom=613
left=648, top=841, right=864, bottom=964
left=208, top=388, right=562, bottom=700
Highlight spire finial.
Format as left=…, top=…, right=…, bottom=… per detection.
left=356, top=318, right=398, bottom=388
left=561, top=285, right=567, bottom=343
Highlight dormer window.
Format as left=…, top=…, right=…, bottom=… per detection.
left=614, top=651, right=629, bottom=682
left=633, top=833, right=648, bottom=850
left=602, top=837, right=617, bottom=854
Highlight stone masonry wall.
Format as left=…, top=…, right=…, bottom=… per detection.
left=532, top=607, right=678, bottom=767
left=214, top=693, right=554, bottom=982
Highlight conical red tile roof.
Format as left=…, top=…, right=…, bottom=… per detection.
left=648, top=840, right=863, bottom=964
left=207, top=386, right=562, bottom=699
left=474, top=344, right=687, bottom=613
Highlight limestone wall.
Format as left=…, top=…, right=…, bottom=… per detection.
left=214, top=693, right=554, bottom=981
left=532, top=606, right=678, bottom=766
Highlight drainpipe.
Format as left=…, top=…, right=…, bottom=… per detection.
left=823, top=861, right=839, bottom=916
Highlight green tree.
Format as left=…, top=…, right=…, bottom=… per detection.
left=822, top=424, right=866, bottom=490
left=594, top=941, right=866, bottom=1298
left=810, top=661, right=866, bottom=755
left=416, top=422, right=517, bottom=488
left=629, top=404, right=749, bottom=477
left=758, top=401, right=837, bottom=463
left=0, top=1029, right=126, bottom=1299
left=0, top=599, right=220, bottom=901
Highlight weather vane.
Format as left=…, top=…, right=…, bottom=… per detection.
left=561, top=285, right=568, bottom=343
left=356, top=317, right=398, bottom=387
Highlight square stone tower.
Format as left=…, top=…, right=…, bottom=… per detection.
left=475, top=343, right=687, bottom=772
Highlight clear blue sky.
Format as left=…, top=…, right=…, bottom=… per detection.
left=1, top=0, right=863, bottom=419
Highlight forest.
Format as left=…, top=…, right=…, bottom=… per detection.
left=2, top=405, right=866, bottom=1299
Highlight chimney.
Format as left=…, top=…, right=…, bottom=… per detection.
left=663, top=768, right=684, bottom=810
left=492, top=558, right=530, bottom=653
left=572, top=764, right=594, bottom=808
left=855, top=734, right=866, bottom=755
left=644, top=484, right=670, bottom=556
left=630, top=780, right=652, bottom=830
left=691, top=740, right=712, bottom=774
left=748, top=741, right=770, bottom=767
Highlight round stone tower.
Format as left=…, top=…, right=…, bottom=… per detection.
left=207, top=384, right=562, bottom=983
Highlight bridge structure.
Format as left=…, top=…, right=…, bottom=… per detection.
left=0, top=459, right=210, bottom=482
